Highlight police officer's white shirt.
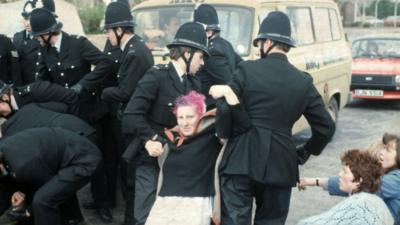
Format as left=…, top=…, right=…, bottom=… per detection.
left=120, top=35, right=134, bottom=51
left=10, top=95, right=19, bottom=111
left=53, top=32, right=63, bottom=52
left=171, top=61, right=185, bottom=82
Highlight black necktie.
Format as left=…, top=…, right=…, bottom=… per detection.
left=182, top=74, right=189, bottom=94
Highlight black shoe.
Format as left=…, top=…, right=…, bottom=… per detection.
left=82, top=201, right=97, bottom=210
left=97, top=207, right=113, bottom=224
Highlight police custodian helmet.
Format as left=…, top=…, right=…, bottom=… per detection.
left=193, top=4, right=220, bottom=31
left=29, top=8, right=62, bottom=37
left=167, top=22, right=210, bottom=56
left=21, top=0, right=56, bottom=19
left=253, top=11, right=295, bottom=48
left=104, top=1, right=134, bottom=29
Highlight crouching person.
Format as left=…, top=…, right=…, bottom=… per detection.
left=0, top=127, right=101, bottom=225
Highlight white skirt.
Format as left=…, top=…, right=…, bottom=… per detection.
left=145, top=196, right=213, bottom=225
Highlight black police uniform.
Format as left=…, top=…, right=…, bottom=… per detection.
left=122, top=22, right=208, bottom=224
left=198, top=36, right=242, bottom=108
left=218, top=12, right=335, bottom=225
left=0, top=127, right=101, bottom=225
left=35, top=31, right=111, bottom=122
left=12, top=81, right=80, bottom=115
left=13, top=30, right=41, bottom=86
left=0, top=35, right=21, bottom=85
left=193, top=4, right=243, bottom=108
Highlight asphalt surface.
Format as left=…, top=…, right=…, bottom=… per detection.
left=78, top=98, right=400, bottom=225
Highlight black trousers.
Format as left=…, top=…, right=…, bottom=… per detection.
left=133, top=161, right=159, bottom=225
left=220, top=175, right=291, bottom=225
left=90, top=113, right=124, bottom=208
left=32, top=175, right=90, bottom=225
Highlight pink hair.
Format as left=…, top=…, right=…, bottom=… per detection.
left=172, top=91, right=206, bottom=117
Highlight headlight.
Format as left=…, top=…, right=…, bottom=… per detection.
left=396, top=75, right=400, bottom=84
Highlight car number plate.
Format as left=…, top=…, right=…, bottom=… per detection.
left=354, top=89, right=383, bottom=97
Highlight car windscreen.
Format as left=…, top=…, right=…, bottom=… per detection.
left=352, top=38, right=400, bottom=58
left=132, top=5, right=253, bottom=56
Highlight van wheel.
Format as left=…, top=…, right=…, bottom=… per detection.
left=327, top=98, right=339, bottom=123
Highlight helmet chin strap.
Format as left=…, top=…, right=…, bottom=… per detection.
left=113, top=28, right=126, bottom=46
left=181, top=49, right=195, bottom=75
left=41, top=33, right=53, bottom=48
left=260, top=40, right=277, bottom=59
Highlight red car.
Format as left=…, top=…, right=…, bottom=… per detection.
left=351, top=34, right=400, bottom=99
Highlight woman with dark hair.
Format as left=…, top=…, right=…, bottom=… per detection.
left=297, top=149, right=393, bottom=225
left=299, top=133, right=400, bottom=220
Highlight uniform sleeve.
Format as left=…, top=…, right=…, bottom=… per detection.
left=122, top=69, right=159, bottom=141
left=228, top=64, right=246, bottom=97
left=302, top=79, right=335, bottom=155
left=101, top=53, right=148, bottom=103
left=29, top=81, right=80, bottom=115
left=76, top=37, right=112, bottom=91
left=203, top=47, right=234, bottom=84
left=234, top=51, right=243, bottom=65
left=378, top=171, right=400, bottom=199
left=216, top=99, right=251, bottom=139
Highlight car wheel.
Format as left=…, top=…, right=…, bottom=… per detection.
left=327, top=98, right=339, bottom=123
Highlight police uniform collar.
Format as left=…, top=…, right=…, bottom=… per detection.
left=120, top=34, right=134, bottom=51
left=52, top=32, right=62, bottom=52
left=171, top=60, right=185, bottom=82
left=266, top=52, right=288, bottom=61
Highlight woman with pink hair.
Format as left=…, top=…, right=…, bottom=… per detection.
left=145, top=90, right=248, bottom=225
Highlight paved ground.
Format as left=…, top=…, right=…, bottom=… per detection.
left=79, top=98, right=400, bottom=225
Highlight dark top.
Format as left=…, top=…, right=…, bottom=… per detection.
left=13, top=30, right=40, bottom=86
left=220, top=53, right=335, bottom=187
left=0, top=34, right=21, bottom=84
left=1, top=103, right=95, bottom=139
left=197, top=35, right=243, bottom=108
left=0, top=127, right=101, bottom=189
left=13, top=81, right=80, bottom=115
left=101, top=35, right=154, bottom=106
left=159, top=125, right=221, bottom=197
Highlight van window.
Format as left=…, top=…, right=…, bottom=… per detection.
left=132, top=6, right=253, bottom=56
left=313, top=8, right=333, bottom=42
left=329, top=9, right=341, bottom=40
left=287, top=7, right=314, bottom=46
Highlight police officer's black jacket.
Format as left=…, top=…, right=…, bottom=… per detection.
left=0, top=127, right=101, bottom=189
left=0, top=34, right=21, bottom=85
left=220, top=53, right=335, bottom=187
left=35, top=32, right=112, bottom=90
left=35, top=32, right=113, bottom=122
left=197, top=35, right=242, bottom=107
left=13, top=81, right=79, bottom=115
left=102, top=40, right=122, bottom=89
left=13, top=30, right=40, bottom=86
left=102, top=35, right=154, bottom=105
left=122, top=63, right=201, bottom=160
left=1, top=103, right=95, bottom=138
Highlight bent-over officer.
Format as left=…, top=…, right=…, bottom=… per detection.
left=209, top=11, right=335, bottom=225
left=122, top=22, right=209, bottom=225
left=193, top=4, right=242, bottom=108
left=0, top=127, right=101, bottom=225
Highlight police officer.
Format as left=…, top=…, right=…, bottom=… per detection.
left=209, top=11, right=335, bottom=225
left=0, top=127, right=101, bottom=225
left=29, top=7, right=112, bottom=123
left=193, top=4, right=242, bottom=109
left=13, top=0, right=56, bottom=86
left=0, top=34, right=21, bottom=86
left=0, top=80, right=79, bottom=117
left=122, top=22, right=208, bottom=225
